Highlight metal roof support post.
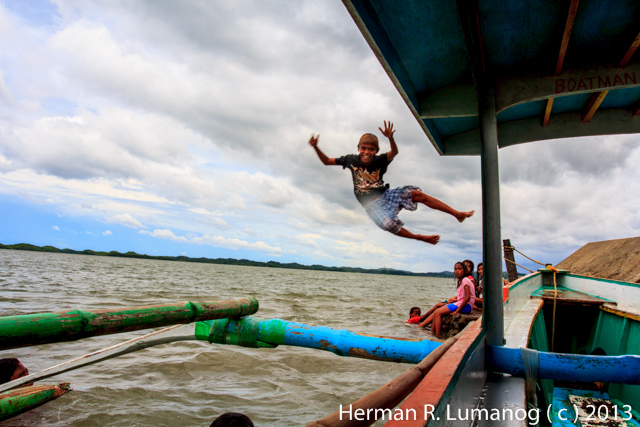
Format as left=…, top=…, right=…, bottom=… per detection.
left=454, top=0, right=504, bottom=347
left=479, top=86, right=504, bottom=347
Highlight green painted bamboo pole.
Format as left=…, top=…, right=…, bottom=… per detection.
left=0, top=297, right=258, bottom=350
left=0, top=383, right=70, bottom=422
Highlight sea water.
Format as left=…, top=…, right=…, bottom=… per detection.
left=0, top=250, right=455, bottom=426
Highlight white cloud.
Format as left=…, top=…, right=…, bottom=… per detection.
left=52, top=225, right=59, bottom=230
left=105, top=213, right=145, bottom=229
left=103, top=230, right=112, bottom=236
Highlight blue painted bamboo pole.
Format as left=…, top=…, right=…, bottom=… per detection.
left=486, top=345, right=640, bottom=384
left=195, top=316, right=442, bottom=363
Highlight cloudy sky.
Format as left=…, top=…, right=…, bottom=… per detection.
left=1, top=0, right=639, bottom=273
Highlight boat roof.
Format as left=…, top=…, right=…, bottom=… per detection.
left=343, top=0, right=640, bottom=155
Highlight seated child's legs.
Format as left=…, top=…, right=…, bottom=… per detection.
left=420, top=301, right=446, bottom=321
left=433, top=305, right=453, bottom=335
left=446, top=303, right=472, bottom=314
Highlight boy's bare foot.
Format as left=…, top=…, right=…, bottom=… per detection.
left=455, top=210, right=474, bottom=223
left=417, top=234, right=440, bottom=245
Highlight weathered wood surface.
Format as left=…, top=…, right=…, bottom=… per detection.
left=0, top=383, right=70, bottom=422
left=531, top=286, right=611, bottom=306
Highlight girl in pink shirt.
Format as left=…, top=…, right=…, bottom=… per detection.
left=418, top=262, right=476, bottom=335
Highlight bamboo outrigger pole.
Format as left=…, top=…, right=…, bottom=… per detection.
left=0, top=297, right=259, bottom=350
left=0, top=316, right=444, bottom=394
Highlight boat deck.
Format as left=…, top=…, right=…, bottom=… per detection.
left=552, top=387, right=640, bottom=427
left=476, top=373, right=527, bottom=427
left=531, top=286, right=615, bottom=306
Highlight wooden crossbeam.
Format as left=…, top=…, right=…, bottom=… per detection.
left=621, top=31, right=640, bottom=116
left=579, top=31, right=640, bottom=121
left=545, top=0, right=580, bottom=126
left=582, top=90, right=609, bottom=122
left=555, top=0, right=581, bottom=75
left=619, top=31, right=640, bottom=69
left=543, top=98, right=554, bottom=126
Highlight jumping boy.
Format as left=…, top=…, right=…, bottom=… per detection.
left=308, top=121, right=473, bottom=244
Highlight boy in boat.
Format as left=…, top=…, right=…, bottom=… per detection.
left=308, top=121, right=473, bottom=244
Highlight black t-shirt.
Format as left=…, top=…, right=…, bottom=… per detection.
left=335, top=154, right=391, bottom=205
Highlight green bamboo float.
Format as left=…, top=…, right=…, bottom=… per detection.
left=0, top=297, right=259, bottom=350
left=0, top=316, right=443, bottom=394
left=0, top=383, right=70, bottom=422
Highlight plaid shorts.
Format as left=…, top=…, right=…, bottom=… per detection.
left=363, top=186, right=420, bottom=234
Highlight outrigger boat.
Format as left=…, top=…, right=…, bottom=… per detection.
left=2, top=0, right=640, bottom=425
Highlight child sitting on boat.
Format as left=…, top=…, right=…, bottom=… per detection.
left=417, top=261, right=476, bottom=335
left=308, top=121, right=474, bottom=244
left=406, top=307, right=422, bottom=324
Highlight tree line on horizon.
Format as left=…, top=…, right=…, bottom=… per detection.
left=0, top=242, right=456, bottom=278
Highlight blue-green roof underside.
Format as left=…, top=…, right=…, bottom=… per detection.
left=344, top=0, right=640, bottom=155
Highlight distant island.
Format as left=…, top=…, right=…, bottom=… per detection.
left=0, top=242, right=455, bottom=278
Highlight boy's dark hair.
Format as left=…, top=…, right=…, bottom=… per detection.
left=0, top=358, right=23, bottom=385
left=358, top=133, right=380, bottom=151
left=210, top=412, right=254, bottom=427
left=409, top=306, right=420, bottom=316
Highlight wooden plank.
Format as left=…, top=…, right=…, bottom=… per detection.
left=577, top=31, right=640, bottom=124
left=503, top=239, right=519, bottom=282
left=386, top=320, right=483, bottom=426
left=504, top=299, right=544, bottom=349
left=532, top=286, right=611, bottom=304
left=581, top=90, right=609, bottom=122
left=543, top=97, right=554, bottom=126
left=555, top=0, right=581, bottom=75
left=306, top=335, right=461, bottom=427
left=619, top=31, right=640, bottom=69
left=495, top=62, right=640, bottom=113
left=545, top=0, right=580, bottom=127
left=601, top=303, right=640, bottom=322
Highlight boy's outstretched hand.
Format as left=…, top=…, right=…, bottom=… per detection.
left=309, top=133, right=320, bottom=147
left=379, top=121, right=395, bottom=139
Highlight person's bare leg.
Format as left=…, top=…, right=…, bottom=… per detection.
left=397, top=227, right=440, bottom=244
left=419, top=302, right=445, bottom=322
left=432, top=306, right=453, bottom=335
left=433, top=312, right=443, bottom=335
left=410, top=190, right=474, bottom=223
left=418, top=312, right=436, bottom=328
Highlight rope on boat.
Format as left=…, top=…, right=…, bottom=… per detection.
left=504, top=256, right=535, bottom=274
left=503, top=244, right=545, bottom=267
